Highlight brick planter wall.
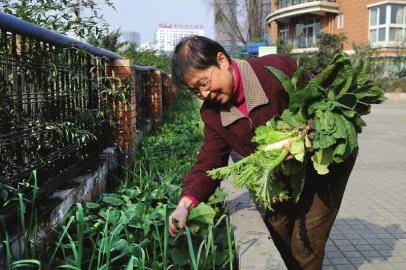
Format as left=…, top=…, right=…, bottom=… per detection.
left=148, top=70, right=163, bottom=125
left=105, top=59, right=137, bottom=161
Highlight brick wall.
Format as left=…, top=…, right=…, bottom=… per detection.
left=105, top=59, right=137, bottom=160
left=267, top=0, right=400, bottom=52
left=336, top=0, right=377, bottom=50
left=148, top=70, right=163, bottom=125
left=162, top=73, right=174, bottom=109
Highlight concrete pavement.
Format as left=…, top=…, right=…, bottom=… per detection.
left=324, top=100, right=406, bottom=270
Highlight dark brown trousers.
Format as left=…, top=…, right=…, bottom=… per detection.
left=265, top=154, right=357, bottom=270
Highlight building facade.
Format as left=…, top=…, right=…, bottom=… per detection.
left=121, top=31, right=141, bottom=47
left=267, top=0, right=406, bottom=54
left=154, top=24, right=204, bottom=52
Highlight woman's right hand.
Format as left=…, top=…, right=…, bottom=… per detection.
left=168, top=197, right=195, bottom=236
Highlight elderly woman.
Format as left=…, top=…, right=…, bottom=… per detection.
left=168, top=35, right=355, bottom=270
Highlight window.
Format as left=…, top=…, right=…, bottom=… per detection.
left=337, top=14, right=344, bottom=29
left=294, top=17, right=320, bottom=48
left=369, top=4, right=406, bottom=45
left=279, top=25, right=289, bottom=41
left=392, top=4, right=404, bottom=24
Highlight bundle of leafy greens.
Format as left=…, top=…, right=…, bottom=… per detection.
left=208, top=53, right=386, bottom=211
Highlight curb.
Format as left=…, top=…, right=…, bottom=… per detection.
left=385, top=92, right=406, bottom=100
left=221, top=157, right=287, bottom=270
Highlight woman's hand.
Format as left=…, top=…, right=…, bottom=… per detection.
left=169, top=197, right=195, bottom=236
left=284, top=140, right=294, bottom=160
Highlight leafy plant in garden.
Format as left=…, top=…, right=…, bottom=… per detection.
left=0, top=171, right=41, bottom=270
left=1, top=0, right=115, bottom=39
left=209, top=52, right=385, bottom=211
left=46, top=91, right=234, bottom=269
left=1, top=91, right=235, bottom=270
left=120, top=45, right=172, bottom=73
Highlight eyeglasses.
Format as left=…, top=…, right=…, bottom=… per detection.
left=190, top=66, right=215, bottom=95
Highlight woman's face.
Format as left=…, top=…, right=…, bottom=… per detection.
left=184, top=52, right=235, bottom=104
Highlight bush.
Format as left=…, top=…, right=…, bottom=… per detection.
left=277, top=33, right=346, bottom=74
left=120, top=45, right=171, bottom=73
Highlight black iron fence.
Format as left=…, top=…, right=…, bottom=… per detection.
left=0, top=12, right=121, bottom=200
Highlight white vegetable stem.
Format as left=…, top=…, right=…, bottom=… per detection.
left=263, top=139, right=291, bottom=152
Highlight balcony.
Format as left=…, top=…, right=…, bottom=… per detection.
left=267, top=0, right=339, bottom=23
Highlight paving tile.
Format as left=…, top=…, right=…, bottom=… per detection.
left=356, top=245, right=375, bottom=251
left=372, top=244, right=392, bottom=251
left=392, top=233, right=406, bottom=239
left=330, top=233, right=347, bottom=240
left=327, top=251, right=344, bottom=258
left=360, top=250, right=381, bottom=258
left=342, top=251, right=363, bottom=258
left=334, top=240, right=352, bottom=246
left=326, top=246, right=340, bottom=252
left=323, top=258, right=332, bottom=265
left=326, top=240, right=335, bottom=246
left=378, top=249, right=395, bottom=257
left=330, top=258, right=350, bottom=265
left=350, top=239, right=369, bottom=245
left=348, top=257, right=366, bottom=265
left=338, top=245, right=357, bottom=252
left=335, top=264, right=356, bottom=270
left=366, top=239, right=386, bottom=245
left=377, top=233, right=397, bottom=239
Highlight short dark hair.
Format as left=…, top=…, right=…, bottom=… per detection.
left=171, top=35, right=232, bottom=89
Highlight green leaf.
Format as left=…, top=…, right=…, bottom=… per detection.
left=333, top=140, right=351, bottom=163
left=310, top=53, right=348, bottom=88
left=354, top=101, right=371, bottom=115
left=332, top=113, right=347, bottom=140
left=338, top=58, right=354, bottom=95
left=112, top=239, right=131, bottom=254
left=208, top=188, right=226, bottom=205
left=337, top=93, right=357, bottom=109
left=280, top=110, right=305, bottom=128
left=311, top=154, right=330, bottom=175
left=342, top=116, right=358, bottom=152
left=290, top=168, right=305, bottom=203
left=313, top=147, right=334, bottom=166
left=290, top=137, right=305, bottom=162
left=354, top=84, right=386, bottom=104
left=281, top=159, right=304, bottom=176
left=10, top=259, right=41, bottom=269
left=265, top=66, right=295, bottom=96
left=253, top=126, right=295, bottom=146
left=85, top=202, right=100, bottom=209
left=291, top=66, right=308, bottom=90
left=296, top=84, right=324, bottom=116
left=188, top=202, right=216, bottom=225
left=354, top=58, right=371, bottom=87
left=308, top=100, right=333, bottom=115
left=102, top=196, right=124, bottom=206
left=170, top=247, right=190, bottom=267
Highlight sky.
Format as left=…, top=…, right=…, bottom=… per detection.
left=101, top=0, right=215, bottom=43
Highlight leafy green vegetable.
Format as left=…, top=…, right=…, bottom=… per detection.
left=188, top=203, right=216, bottom=226
left=208, top=52, right=385, bottom=211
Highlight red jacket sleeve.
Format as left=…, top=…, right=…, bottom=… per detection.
left=180, top=121, right=231, bottom=202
